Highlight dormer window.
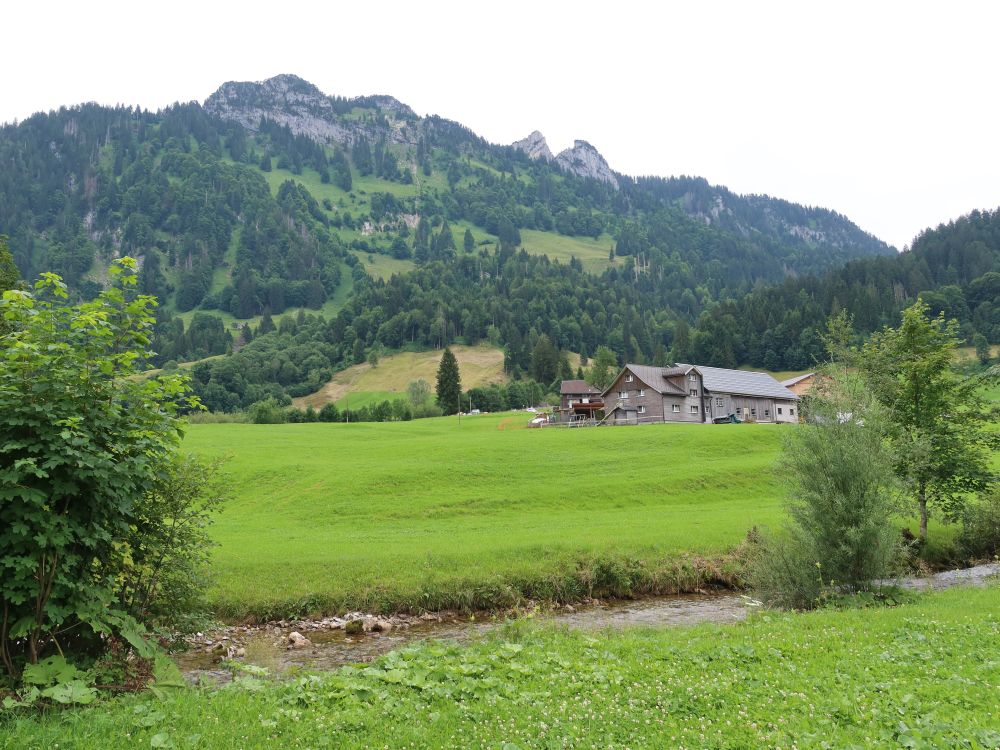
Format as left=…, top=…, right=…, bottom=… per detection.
left=625, top=374, right=634, bottom=383
left=689, top=374, right=697, bottom=381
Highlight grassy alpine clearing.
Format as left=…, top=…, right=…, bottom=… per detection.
left=5, top=585, right=999, bottom=749
left=291, top=344, right=506, bottom=410
left=183, top=415, right=790, bottom=619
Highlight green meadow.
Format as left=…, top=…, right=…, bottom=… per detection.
left=184, top=415, right=791, bottom=619
left=7, top=585, right=999, bottom=748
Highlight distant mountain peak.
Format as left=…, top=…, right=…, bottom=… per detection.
left=512, top=133, right=618, bottom=189
left=204, top=75, right=418, bottom=147
left=511, top=130, right=553, bottom=161
left=555, top=140, right=619, bottom=189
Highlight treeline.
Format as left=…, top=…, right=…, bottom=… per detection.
left=185, top=247, right=681, bottom=412
left=683, top=208, right=1000, bottom=370
left=245, top=378, right=547, bottom=425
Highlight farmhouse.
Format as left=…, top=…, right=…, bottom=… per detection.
left=558, top=379, right=604, bottom=423
left=600, top=363, right=799, bottom=425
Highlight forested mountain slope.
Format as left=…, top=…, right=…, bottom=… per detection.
left=0, top=74, right=903, bottom=409
left=684, top=208, right=1000, bottom=370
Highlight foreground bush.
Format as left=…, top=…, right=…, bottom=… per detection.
left=750, top=377, right=902, bottom=608
left=0, top=261, right=197, bottom=690
left=957, top=487, right=1000, bottom=561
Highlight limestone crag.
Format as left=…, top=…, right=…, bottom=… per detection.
left=204, top=74, right=418, bottom=147
left=511, top=130, right=554, bottom=161
left=555, top=140, right=619, bottom=189
left=512, top=132, right=619, bottom=189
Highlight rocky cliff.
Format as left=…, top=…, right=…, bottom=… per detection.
left=204, top=74, right=418, bottom=147
left=511, top=130, right=553, bottom=161
left=555, top=140, right=619, bottom=189
left=512, top=132, right=619, bottom=189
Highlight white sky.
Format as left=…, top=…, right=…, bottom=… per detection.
left=5, top=1, right=999, bottom=250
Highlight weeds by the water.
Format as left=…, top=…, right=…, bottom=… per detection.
left=5, top=584, right=999, bottom=749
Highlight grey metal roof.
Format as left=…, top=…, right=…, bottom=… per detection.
left=560, top=379, right=601, bottom=395
left=611, top=364, right=684, bottom=395
left=781, top=373, right=815, bottom=387
left=676, top=363, right=799, bottom=400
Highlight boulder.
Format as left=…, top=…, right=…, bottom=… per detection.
left=287, top=631, right=312, bottom=649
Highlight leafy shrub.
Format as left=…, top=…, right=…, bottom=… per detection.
left=248, top=397, right=288, bottom=423
left=957, top=488, right=1000, bottom=560
left=116, top=454, right=228, bottom=629
left=749, top=377, right=902, bottom=608
left=0, top=260, right=197, bottom=687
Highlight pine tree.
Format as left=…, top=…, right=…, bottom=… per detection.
left=435, top=347, right=462, bottom=415
left=463, top=228, right=475, bottom=253
left=257, top=309, right=276, bottom=336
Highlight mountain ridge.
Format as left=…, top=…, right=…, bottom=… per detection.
left=201, top=74, right=890, bottom=253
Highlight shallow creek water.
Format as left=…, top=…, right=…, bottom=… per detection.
left=176, top=563, right=998, bottom=683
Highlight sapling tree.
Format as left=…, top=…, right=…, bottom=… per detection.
left=750, top=374, right=902, bottom=608
left=859, top=300, right=998, bottom=539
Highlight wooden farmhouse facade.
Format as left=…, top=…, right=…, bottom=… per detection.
left=558, top=380, right=604, bottom=422
left=600, top=363, right=799, bottom=425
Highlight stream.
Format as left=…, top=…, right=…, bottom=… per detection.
left=176, top=563, right=999, bottom=684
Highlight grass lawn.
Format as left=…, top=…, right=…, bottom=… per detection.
left=519, top=229, right=623, bottom=274
left=346, top=249, right=415, bottom=280
left=182, top=416, right=790, bottom=618
left=7, top=585, right=999, bottom=748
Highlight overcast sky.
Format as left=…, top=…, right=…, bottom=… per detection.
left=6, top=1, right=998, bottom=250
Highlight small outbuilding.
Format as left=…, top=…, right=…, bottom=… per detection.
left=781, top=372, right=817, bottom=397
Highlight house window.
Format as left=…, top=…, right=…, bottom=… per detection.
left=777, top=407, right=783, bottom=415
left=790, top=408, right=795, bottom=416
left=637, top=405, right=646, bottom=414
left=619, top=391, right=628, bottom=399
left=716, top=398, right=724, bottom=408
left=672, top=404, right=680, bottom=413
left=764, top=409, right=770, bottom=417
left=626, top=374, right=634, bottom=383
left=689, top=374, right=697, bottom=381
left=689, top=389, right=698, bottom=396
left=690, top=405, right=699, bottom=414
left=638, top=389, right=645, bottom=397
left=751, top=408, right=756, bottom=417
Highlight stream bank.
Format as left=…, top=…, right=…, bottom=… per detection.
left=176, top=562, right=998, bottom=683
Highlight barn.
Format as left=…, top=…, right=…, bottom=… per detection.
left=599, top=362, right=799, bottom=425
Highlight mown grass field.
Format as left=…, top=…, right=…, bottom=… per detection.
left=183, top=415, right=790, bottom=618
left=292, top=345, right=506, bottom=409
left=519, top=229, right=623, bottom=274
left=6, top=585, right=999, bottom=748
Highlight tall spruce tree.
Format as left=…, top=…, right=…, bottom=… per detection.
left=435, top=347, right=462, bottom=415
